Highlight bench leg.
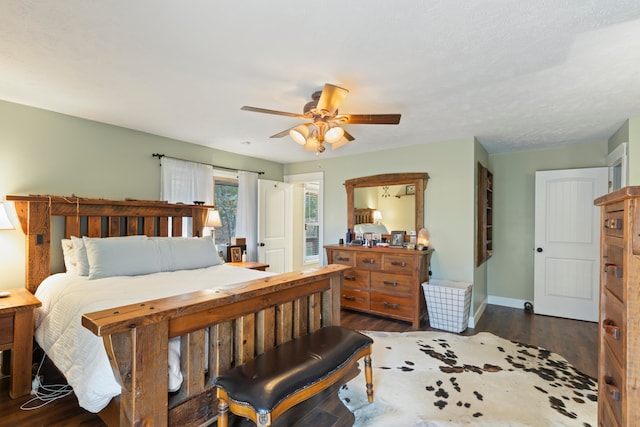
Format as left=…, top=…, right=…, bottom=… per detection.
left=365, top=354, right=374, bottom=403
left=217, top=397, right=229, bottom=427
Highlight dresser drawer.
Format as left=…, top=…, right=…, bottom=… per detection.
left=340, top=288, right=369, bottom=311
left=343, top=269, right=370, bottom=290
left=370, top=293, right=412, bottom=318
left=601, top=346, right=624, bottom=427
left=603, top=203, right=625, bottom=238
left=356, top=252, right=382, bottom=270
left=332, top=250, right=356, bottom=266
left=370, top=272, right=413, bottom=295
left=602, top=289, right=625, bottom=367
left=603, top=242, right=624, bottom=302
left=383, top=255, right=416, bottom=273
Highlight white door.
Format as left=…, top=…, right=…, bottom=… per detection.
left=534, top=167, right=608, bottom=321
left=258, top=179, right=293, bottom=273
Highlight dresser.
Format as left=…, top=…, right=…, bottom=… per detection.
left=324, top=245, right=433, bottom=327
left=594, top=186, right=640, bottom=427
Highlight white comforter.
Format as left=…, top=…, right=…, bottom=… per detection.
left=34, top=265, right=273, bottom=413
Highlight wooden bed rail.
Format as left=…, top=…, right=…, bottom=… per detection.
left=82, top=265, right=348, bottom=427
left=6, top=195, right=210, bottom=293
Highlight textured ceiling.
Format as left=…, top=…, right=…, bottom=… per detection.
left=1, top=1, right=640, bottom=164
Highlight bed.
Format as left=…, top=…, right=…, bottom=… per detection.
left=7, top=195, right=347, bottom=427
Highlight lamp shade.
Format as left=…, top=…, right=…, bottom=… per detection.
left=373, top=210, right=382, bottom=223
left=0, top=203, right=14, bottom=230
left=324, top=125, right=344, bottom=143
left=289, top=124, right=310, bottom=145
left=205, top=209, right=222, bottom=228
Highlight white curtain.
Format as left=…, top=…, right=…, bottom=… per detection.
left=236, top=171, right=259, bottom=262
left=161, top=157, right=214, bottom=236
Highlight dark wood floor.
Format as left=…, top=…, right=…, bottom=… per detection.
left=0, top=305, right=598, bottom=427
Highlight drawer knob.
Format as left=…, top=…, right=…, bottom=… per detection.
left=383, top=302, right=399, bottom=310
left=383, top=280, right=398, bottom=287
left=604, top=218, right=623, bottom=230
left=603, top=319, right=621, bottom=340
left=336, top=257, right=350, bottom=262
left=362, top=258, right=376, bottom=264
left=344, top=275, right=356, bottom=281
left=343, top=295, right=356, bottom=302
left=391, top=261, right=407, bottom=267
left=605, top=379, right=621, bottom=401
left=604, top=263, right=623, bottom=278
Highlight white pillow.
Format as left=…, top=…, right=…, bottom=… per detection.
left=153, top=237, right=223, bottom=272
left=83, top=237, right=161, bottom=280
left=71, top=235, right=148, bottom=276
left=61, top=239, right=77, bottom=274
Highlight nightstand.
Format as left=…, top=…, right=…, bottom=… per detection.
left=0, top=288, right=41, bottom=398
left=227, top=261, right=270, bottom=271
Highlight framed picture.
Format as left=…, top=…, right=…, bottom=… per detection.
left=406, top=184, right=416, bottom=195
left=390, top=230, right=406, bottom=247
left=363, top=232, right=373, bottom=242
left=230, top=247, right=242, bottom=263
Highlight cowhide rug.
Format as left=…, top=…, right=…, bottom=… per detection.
left=339, top=331, right=597, bottom=427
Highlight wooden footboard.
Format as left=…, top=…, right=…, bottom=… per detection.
left=82, top=265, right=348, bottom=427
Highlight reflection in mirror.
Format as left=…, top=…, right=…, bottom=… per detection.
left=345, top=173, right=429, bottom=240
left=354, top=185, right=415, bottom=234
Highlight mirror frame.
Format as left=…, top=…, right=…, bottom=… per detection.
left=345, top=172, right=429, bottom=233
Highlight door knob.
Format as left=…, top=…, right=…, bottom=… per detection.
left=259, top=242, right=265, bottom=247
left=536, top=247, right=543, bottom=253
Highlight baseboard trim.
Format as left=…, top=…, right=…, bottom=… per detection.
left=487, top=295, right=528, bottom=310
left=468, top=298, right=487, bottom=329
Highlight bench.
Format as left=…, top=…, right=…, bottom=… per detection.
left=213, top=326, right=374, bottom=427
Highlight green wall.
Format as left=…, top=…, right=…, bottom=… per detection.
left=285, top=137, right=477, bottom=287
left=630, top=117, right=640, bottom=185
left=487, top=141, right=608, bottom=304
left=0, top=100, right=283, bottom=289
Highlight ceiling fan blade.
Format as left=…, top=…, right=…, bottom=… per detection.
left=337, top=113, right=401, bottom=125
left=343, top=129, right=355, bottom=141
left=241, top=106, right=307, bottom=119
left=316, top=84, right=349, bottom=116
left=270, top=128, right=293, bottom=138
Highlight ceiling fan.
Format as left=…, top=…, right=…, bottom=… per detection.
left=241, top=83, right=401, bottom=154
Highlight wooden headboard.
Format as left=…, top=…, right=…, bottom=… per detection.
left=6, top=195, right=210, bottom=293
left=354, top=207, right=374, bottom=224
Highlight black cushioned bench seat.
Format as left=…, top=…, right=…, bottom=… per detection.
left=214, top=326, right=373, bottom=427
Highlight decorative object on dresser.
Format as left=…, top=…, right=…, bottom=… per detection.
left=594, top=186, right=640, bottom=427
left=325, top=244, right=433, bottom=327
left=0, top=288, right=41, bottom=398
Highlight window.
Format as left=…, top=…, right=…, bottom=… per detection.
left=304, top=183, right=319, bottom=263
left=213, top=174, right=238, bottom=246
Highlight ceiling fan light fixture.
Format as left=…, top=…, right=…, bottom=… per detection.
left=289, top=124, right=310, bottom=145
left=324, top=125, right=344, bottom=143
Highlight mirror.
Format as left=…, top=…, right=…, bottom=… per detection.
left=345, top=173, right=429, bottom=236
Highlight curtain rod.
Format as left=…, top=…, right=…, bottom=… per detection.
left=152, top=153, right=265, bottom=175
